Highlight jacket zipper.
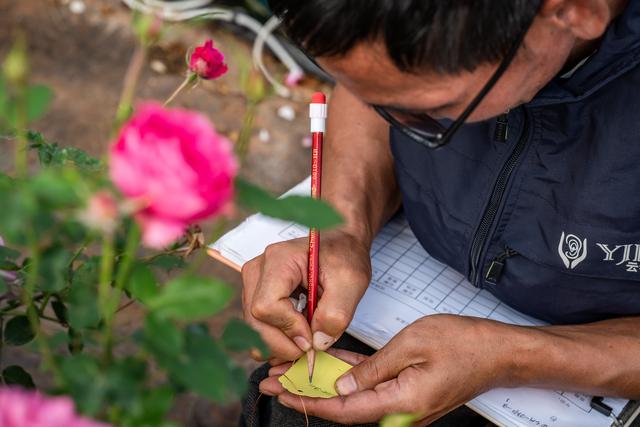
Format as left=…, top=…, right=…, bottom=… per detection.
left=494, top=112, right=509, bottom=142
left=469, top=110, right=530, bottom=286
left=484, top=247, right=519, bottom=284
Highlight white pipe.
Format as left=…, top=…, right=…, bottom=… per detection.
left=120, top=0, right=305, bottom=97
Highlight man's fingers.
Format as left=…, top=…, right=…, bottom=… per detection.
left=251, top=243, right=313, bottom=351
left=335, top=344, right=405, bottom=396
left=325, top=348, right=369, bottom=366
left=311, top=266, right=369, bottom=350
left=278, top=378, right=411, bottom=424
left=259, top=375, right=286, bottom=396
left=268, top=363, right=293, bottom=377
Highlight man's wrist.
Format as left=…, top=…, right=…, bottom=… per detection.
left=481, top=320, right=554, bottom=389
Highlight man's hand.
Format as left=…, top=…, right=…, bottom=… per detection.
left=241, top=230, right=372, bottom=362
left=259, top=314, right=513, bottom=425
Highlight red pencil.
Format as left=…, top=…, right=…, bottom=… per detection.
left=307, top=92, right=327, bottom=383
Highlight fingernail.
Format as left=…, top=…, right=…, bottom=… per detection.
left=278, top=397, right=292, bottom=408
left=335, top=374, right=358, bottom=396
left=313, top=331, right=335, bottom=350
left=293, top=336, right=311, bottom=352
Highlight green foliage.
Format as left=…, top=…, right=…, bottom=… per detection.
left=147, top=275, right=233, bottom=321
left=0, top=26, right=352, bottom=427
left=29, top=131, right=102, bottom=172
left=146, top=254, right=186, bottom=271
left=236, top=177, right=343, bottom=229
left=222, top=318, right=269, bottom=358
left=2, top=365, right=36, bottom=388
left=59, top=354, right=105, bottom=415
left=67, top=259, right=101, bottom=330
left=126, top=263, right=158, bottom=304
left=37, top=246, right=71, bottom=292
left=4, top=315, right=36, bottom=346
left=144, top=316, right=245, bottom=403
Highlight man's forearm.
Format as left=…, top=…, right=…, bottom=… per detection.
left=323, top=84, right=401, bottom=247
left=496, top=317, right=640, bottom=398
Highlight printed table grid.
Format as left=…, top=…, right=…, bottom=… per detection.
left=368, top=217, right=543, bottom=327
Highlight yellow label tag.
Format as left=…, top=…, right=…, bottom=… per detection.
left=278, top=351, right=353, bottom=398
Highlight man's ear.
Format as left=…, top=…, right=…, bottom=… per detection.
left=539, top=0, right=610, bottom=41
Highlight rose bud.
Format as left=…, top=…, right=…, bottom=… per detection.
left=188, top=40, right=228, bottom=80
left=78, top=190, right=119, bottom=234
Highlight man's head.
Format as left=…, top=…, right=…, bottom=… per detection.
left=271, top=0, right=619, bottom=123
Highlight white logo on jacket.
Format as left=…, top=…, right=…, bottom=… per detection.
left=558, top=232, right=588, bottom=269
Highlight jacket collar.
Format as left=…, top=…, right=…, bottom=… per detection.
left=529, top=0, right=640, bottom=107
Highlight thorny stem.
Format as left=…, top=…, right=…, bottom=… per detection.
left=113, top=45, right=147, bottom=133
left=235, top=101, right=258, bottom=162
left=102, top=224, right=140, bottom=361
left=24, top=229, right=63, bottom=386
left=98, top=232, right=115, bottom=364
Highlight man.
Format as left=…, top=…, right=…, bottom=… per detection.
left=240, top=1, right=640, bottom=425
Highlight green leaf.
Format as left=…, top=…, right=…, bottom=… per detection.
left=28, top=131, right=102, bottom=172
left=29, top=168, right=82, bottom=208
left=126, top=264, right=158, bottom=304
left=380, top=413, right=419, bottom=427
left=0, top=276, right=6, bottom=294
left=59, top=354, right=105, bottom=415
left=143, top=314, right=183, bottom=364
left=4, top=315, right=36, bottom=346
left=0, top=245, right=20, bottom=260
left=136, top=387, right=175, bottom=424
left=25, top=84, right=53, bottom=122
left=147, top=254, right=186, bottom=271
left=147, top=275, right=233, bottom=321
left=175, top=329, right=235, bottom=402
left=2, top=365, right=35, bottom=388
left=38, top=246, right=71, bottom=292
left=51, top=299, right=68, bottom=324
left=222, top=318, right=269, bottom=358
left=68, top=260, right=100, bottom=329
left=67, top=327, right=84, bottom=354
left=236, top=178, right=343, bottom=229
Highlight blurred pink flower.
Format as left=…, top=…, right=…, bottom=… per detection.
left=189, top=40, right=228, bottom=80
left=0, top=387, right=109, bottom=427
left=109, top=103, right=237, bottom=248
left=78, top=191, right=119, bottom=234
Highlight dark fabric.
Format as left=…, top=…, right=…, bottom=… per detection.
left=390, top=0, right=640, bottom=325
left=239, top=334, right=491, bottom=427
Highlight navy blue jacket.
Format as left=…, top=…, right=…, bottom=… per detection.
left=390, top=2, right=640, bottom=324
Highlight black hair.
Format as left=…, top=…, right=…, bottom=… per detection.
left=269, top=0, right=541, bottom=74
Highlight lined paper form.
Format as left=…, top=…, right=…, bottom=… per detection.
left=209, top=177, right=633, bottom=427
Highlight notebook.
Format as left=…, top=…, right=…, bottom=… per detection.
left=209, top=177, right=639, bottom=427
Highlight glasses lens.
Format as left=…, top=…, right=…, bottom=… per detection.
left=375, top=106, right=447, bottom=141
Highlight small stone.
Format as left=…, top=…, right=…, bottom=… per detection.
left=301, top=135, right=312, bottom=148
left=150, top=60, right=167, bottom=74
left=258, top=129, right=270, bottom=143
left=277, top=105, right=296, bottom=121
left=69, top=0, right=86, bottom=14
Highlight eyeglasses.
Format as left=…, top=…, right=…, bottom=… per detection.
left=373, top=20, right=533, bottom=149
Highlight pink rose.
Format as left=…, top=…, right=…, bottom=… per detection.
left=0, top=387, right=109, bottom=427
left=109, top=103, right=237, bottom=248
left=189, top=40, right=228, bottom=80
